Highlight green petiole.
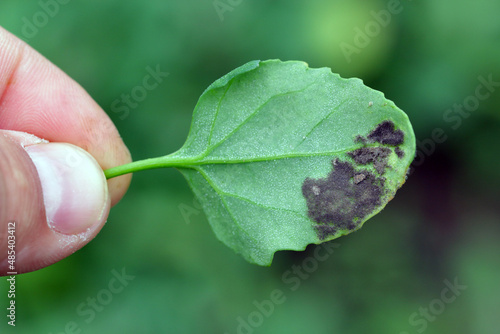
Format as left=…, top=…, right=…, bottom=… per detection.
left=104, top=154, right=192, bottom=179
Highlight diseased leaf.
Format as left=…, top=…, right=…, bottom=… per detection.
left=170, top=60, right=415, bottom=265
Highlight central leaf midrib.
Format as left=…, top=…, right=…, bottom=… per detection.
left=176, top=143, right=383, bottom=168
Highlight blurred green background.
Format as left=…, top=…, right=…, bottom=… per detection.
left=1, top=0, right=500, bottom=333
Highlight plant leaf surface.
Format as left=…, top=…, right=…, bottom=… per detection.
left=171, top=60, right=415, bottom=265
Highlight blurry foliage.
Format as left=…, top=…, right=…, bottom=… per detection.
left=0, top=0, right=499, bottom=333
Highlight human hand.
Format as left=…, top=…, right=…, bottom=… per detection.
left=0, top=26, right=132, bottom=275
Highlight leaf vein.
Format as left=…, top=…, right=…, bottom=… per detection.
left=195, top=167, right=260, bottom=245
left=293, top=99, right=349, bottom=150
left=193, top=148, right=358, bottom=165
left=207, top=80, right=235, bottom=146
left=204, top=81, right=318, bottom=158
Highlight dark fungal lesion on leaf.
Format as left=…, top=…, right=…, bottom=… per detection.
left=348, top=147, right=391, bottom=174
left=367, top=120, right=404, bottom=146
left=302, top=160, right=384, bottom=240
left=302, top=120, right=406, bottom=240
left=395, top=147, right=405, bottom=158
left=350, top=120, right=406, bottom=174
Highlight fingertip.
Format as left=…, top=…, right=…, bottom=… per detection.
left=25, top=143, right=110, bottom=235
left=0, top=132, right=111, bottom=275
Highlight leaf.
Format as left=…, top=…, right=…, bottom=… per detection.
left=171, top=60, right=415, bottom=266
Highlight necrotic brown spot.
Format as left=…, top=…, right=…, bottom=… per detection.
left=302, top=159, right=385, bottom=240
left=367, top=120, right=404, bottom=146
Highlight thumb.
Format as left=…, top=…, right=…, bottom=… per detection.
left=0, top=130, right=110, bottom=275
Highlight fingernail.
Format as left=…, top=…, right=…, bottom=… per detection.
left=25, top=143, right=109, bottom=235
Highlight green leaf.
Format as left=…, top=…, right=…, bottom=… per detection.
left=166, top=59, right=416, bottom=266
left=104, top=59, right=416, bottom=266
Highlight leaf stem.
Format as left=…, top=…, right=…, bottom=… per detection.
left=104, top=154, right=194, bottom=179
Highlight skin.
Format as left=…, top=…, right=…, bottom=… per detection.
left=0, top=26, right=132, bottom=275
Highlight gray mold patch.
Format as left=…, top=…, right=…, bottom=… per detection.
left=302, top=120, right=406, bottom=240
left=348, top=147, right=391, bottom=174
left=367, top=120, right=404, bottom=146
left=395, top=147, right=405, bottom=159
left=302, top=160, right=385, bottom=240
